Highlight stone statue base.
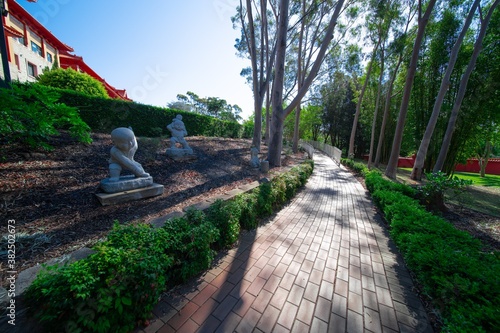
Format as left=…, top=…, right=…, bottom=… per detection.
left=100, top=175, right=154, bottom=193
left=166, top=148, right=197, bottom=161
left=95, top=183, right=164, bottom=206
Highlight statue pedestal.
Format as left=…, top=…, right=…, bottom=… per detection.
left=166, top=148, right=197, bottom=161
left=100, top=175, right=153, bottom=193
left=95, top=183, right=164, bottom=206
left=96, top=175, right=163, bottom=205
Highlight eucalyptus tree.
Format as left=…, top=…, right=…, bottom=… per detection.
left=434, top=0, right=500, bottom=173
left=289, top=0, right=355, bottom=153
left=360, top=0, right=402, bottom=167
left=234, top=0, right=278, bottom=151
left=269, top=0, right=360, bottom=166
left=410, top=0, right=480, bottom=180
left=385, top=0, right=437, bottom=179
left=374, top=0, right=415, bottom=167
left=235, top=0, right=361, bottom=166
left=348, top=0, right=394, bottom=159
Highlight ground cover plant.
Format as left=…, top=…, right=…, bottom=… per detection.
left=342, top=159, right=500, bottom=332
left=23, top=161, right=314, bottom=332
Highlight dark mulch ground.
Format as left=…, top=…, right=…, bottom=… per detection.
left=0, top=132, right=305, bottom=286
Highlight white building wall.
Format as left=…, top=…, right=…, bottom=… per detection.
left=0, top=38, right=53, bottom=83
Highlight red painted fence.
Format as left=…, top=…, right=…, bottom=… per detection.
left=363, top=156, right=500, bottom=175
left=454, top=158, right=500, bottom=175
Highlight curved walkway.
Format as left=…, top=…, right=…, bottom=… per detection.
left=136, top=151, right=433, bottom=333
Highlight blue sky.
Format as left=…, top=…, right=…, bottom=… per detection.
left=18, top=0, right=254, bottom=120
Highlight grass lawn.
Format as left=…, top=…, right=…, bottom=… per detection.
left=452, top=171, right=500, bottom=187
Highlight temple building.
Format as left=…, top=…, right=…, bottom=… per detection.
left=0, top=0, right=131, bottom=100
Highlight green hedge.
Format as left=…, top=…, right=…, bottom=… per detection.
left=25, top=160, right=314, bottom=333
left=360, top=170, right=500, bottom=332
left=15, top=82, right=247, bottom=138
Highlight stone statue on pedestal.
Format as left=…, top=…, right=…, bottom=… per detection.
left=108, top=127, right=150, bottom=181
left=100, top=127, right=153, bottom=193
left=166, top=115, right=196, bottom=160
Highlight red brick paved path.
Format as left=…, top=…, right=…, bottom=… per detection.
left=136, top=152, right=433, bottom=333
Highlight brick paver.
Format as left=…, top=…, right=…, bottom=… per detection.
left=136, top=151, right=433, bottom=333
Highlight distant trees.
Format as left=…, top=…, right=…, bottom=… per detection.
left=228, top=0, right=499, bottom=175
left=168, top=91, right=243, bottom=122
left=234, top=0, right=352, bottom=166
left=36, top=68, right=109, bottom=98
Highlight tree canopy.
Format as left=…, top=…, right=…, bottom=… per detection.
left=168, top=91, right=243, bottom=122
left=233, top=0, right=500, bottom=177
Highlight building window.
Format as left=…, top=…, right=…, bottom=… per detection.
left=46, top=52, right=53, bottom=63
left=14, top=54, right=20, bottom=70
left=16, top=36, right=25, bottom=45
left=31, top=41, right=42, bottom=56
left=27, top=62, right=37, bottom=77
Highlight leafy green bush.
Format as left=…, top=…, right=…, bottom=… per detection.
left=236, top=160, right=314, bottom=229
left=25, top=223, right=175, bottom=333
left=206, top=199, right=242, bottom=249
left=162, top=209, right=219, bottom=283
left=341, top=158, right=369, bottom=176
left=37, top=67, right=109, bottom=98
left=364, top=171, right=417, bottom=197
left=242, top=118, right=254, bottom=138
left=234, top=192, right=259, bottom=230
left=0, top=83, right=91, bottom=150
left=364, top=171, right=500, bottom=332
left=417, top=171, right=472, bottom=212
left=56, top=87, right=244, bottom=138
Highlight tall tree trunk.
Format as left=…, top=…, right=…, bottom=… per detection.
left=348, top=40, right=380, bottom=159
left=268, top=0, right=345, bottom=166
left=411, top=0, right=479, bottom=180
left=433, top=0, right=500, bottom=173
left=240, top=0, right=275, bottom=152
left=375, top=6, right=413, bottom=167
left=385, top=0, right=437, bottom=179
left=368, top=46, right=385, bottom=169
left=292, top=104, right=301, bottom=152
left=292, top=0, right=305, bottom=153
left=268, top=0, right=290, bottom=167
left=244, top=0, right=262, bottom=150
left=480, top=141, right=491, bottom=177
left=264, top=83, right=271, bottom=145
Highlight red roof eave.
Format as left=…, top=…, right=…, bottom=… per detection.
left=4, top=25, right=24, bottom=38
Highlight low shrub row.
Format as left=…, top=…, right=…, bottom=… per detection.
left=24, top=160, right=314, bottom=333
left=343, top=160, right=500, bottom=332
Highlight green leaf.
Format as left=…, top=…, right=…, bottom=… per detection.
left=121, top=297, right=132, bottom=306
